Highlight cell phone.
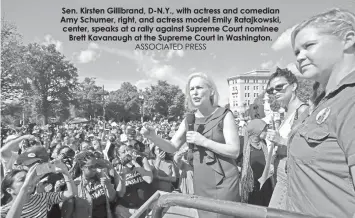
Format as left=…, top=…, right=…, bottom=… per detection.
left=36, top=162, right=55, bottom=176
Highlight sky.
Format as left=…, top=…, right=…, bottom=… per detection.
left=2, top=0, right=354, bottom=105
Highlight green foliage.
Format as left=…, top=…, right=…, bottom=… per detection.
left=25, top=43, right=78, bottom=124
left=252, top=91, right=265, bottom=106
left=107, top=82, right=140, bottom=121
left=268, top=94, right=281, bottom=112
left=145, top=81, right=185, bottom=120
left=296, top=78, right=316, bottom=102
left=73, top=77, right=105, bottom=119
left=71, top=79, right=186, bottom=122
left=1, top=21, right=186, bottom=124
left=1, top=20, right=31, bottom=103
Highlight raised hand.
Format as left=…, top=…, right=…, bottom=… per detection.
left=266, top=129, right=283, bottom=145
left=140, top=124, right=156, bottom=139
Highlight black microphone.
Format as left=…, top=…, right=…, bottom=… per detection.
left=186, top=113, right=195, bottom=151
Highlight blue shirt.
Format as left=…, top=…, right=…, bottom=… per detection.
left=286, top=71, right=355, bottom=218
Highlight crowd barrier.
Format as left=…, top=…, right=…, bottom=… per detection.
left=131, top=191, right=327, bottom=218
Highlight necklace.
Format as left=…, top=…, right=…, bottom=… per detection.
left=196, top=107, right=219, bottom=118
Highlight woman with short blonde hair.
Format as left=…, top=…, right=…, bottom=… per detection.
left=287, top=8, right=355, bottom=217
left=142, top=72, right=240, bottom=218
left=185, top=72, right=219, bottom=110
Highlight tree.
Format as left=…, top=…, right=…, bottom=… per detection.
left=105, top=102, right=126, bottom=121
left=25, top=43, right=78, bottom=124
left=247, top=92, right=265, bottom=119
left=268, top=94, right=281, bottom=112
left=108, top=82, right=140, bottom=121
left=145, top=80, right=185, bottom=119
left=252, top=91, right=265, bottom=106
left=1, top=102, right=24, bottom=126
left=1, top=20, right=31, bottom=104
left=168, top=92, right=185, bottom=120
left=296, top=78, right=318, bottom=102
left=73, top=77, right=105, bottom=119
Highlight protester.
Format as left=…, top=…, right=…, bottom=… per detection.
left=1, top=160, right=76, bottom=218
left=141, top=72, right=241, bottom=218
left=173, top=144, right=194, bottom=194
left=240, top=119, right=273, bottom=206
left=69, top=151, right=119, bottom=218
left=286, top=8, right=355, bottom=217
left=126, top=127, right=146, bottom=153
left=115, top=144, right=154, bottom=217
left=148, top=145, right=177, bottom=192
left=0, top=135, right=37, bottom=173
left=264, top=68, right=309, bottom=209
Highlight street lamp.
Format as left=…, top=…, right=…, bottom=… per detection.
left=99, top=85, right=109, bottom=120
left=139, top=93, right=145, bottom=123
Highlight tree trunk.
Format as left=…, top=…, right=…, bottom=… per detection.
left=42, top=96, right=49, bottom=125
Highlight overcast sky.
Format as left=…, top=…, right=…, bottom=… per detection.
left=2, top=0, right=354, bottom=105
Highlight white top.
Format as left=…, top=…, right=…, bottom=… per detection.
left=278, top=111, right=296, bottom=140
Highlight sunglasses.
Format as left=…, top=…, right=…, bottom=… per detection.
left=266, top=83, right=290, bottom=95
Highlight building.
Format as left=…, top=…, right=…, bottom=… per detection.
left=227, top=69, right=272, bottom=113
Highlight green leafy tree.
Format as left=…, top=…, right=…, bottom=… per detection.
left=168, top=92, right=185, bottom=120
left=1, top=19, right=31, bottom=116
left=296, top=78, right=317, bottom=102
left=249, top=91, right=266, bottom=119
left=145, top=81, right=185, bottom=119
left=1, top=102, right=23, bottom=126
left=73, top=77, right=105, bottom=119
left=108, top=82, right=140, bottom=121
left=1, top=20, right=31, bottom=104
left=105, top=102, right=126, bottom=121
left=25, top=43, right=78, bottom=124
left=252, top=91, right=265, bottom=106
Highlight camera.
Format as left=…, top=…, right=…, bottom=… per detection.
left=108, top=134, right=116, bottom=142
left=118, top=154, right=132, bottom=166
left=36, top=162, right=56, bottom=176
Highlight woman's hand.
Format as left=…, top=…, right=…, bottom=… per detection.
left=167, top=165, right=173, bottom=176
left=23, top=163, right=39, bottom=191
left=23, top=135, right=37, bottom=141
left=177, top=145, right=189, bottom=155
left=156, top=151, right=166, bottom=161
left=57, top=153, right=65, bottom=160
left=54, top=180, right=65, bottom=192
left=131, top=158, right=140, bottom=168
left=140, top=124, right=157, bottom=139
left=116, top=164, right=130, bottom=175
left=54, top=160, right=70, bottom=175
left=186, top=131, right=207, bottom=146
left=100, top=176, right=110, bottom=187
left=266, top=129, right=285, bottom=145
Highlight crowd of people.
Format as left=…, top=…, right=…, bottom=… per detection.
left=0, top=117, right=191, bottom=218
left=1, top=8, right=355, bottom=218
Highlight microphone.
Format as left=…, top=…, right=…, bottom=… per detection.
left=186, top=113, right=195, bottom=151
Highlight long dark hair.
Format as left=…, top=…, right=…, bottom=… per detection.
left=1, top=169, right=27, bottom=205
left=57, top=146, right=75, bottom=158
left=150, top=146, right=172, bottom=161
left=70, top=151, right=95, bottom=179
